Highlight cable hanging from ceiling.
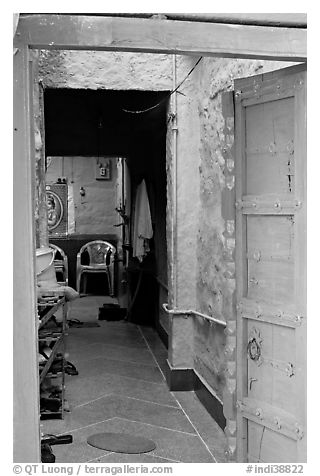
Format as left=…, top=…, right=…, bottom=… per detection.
left=122, top=56, right=203, bottom=114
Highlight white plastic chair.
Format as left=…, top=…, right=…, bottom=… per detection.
left=49, top=243, right=68, bottom=286
left=76, top=240, right=116, bottom=296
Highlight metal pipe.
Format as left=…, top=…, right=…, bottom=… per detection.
left=171, top=54, right=178, bottom=308
left=162, top=303, right=227, bottom=327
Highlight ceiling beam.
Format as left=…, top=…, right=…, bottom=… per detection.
left=14, top=14, right=307, bottom=62
left=19, top=13, right=307, bottom=27
left=161, top=13, right=307, bottom=27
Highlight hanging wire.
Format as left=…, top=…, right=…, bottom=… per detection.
left=122, top=56, right=203, bottom=114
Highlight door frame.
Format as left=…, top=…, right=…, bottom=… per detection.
left=13, top=14, right=306, bottom=462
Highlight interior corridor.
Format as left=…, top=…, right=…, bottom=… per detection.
left=41, top=296, right=226, bottom=463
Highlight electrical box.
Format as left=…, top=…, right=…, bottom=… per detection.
left=95, top=157, right=112, bottom=180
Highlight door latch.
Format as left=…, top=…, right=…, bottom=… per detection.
left=249, top=377, right=258, bottom=390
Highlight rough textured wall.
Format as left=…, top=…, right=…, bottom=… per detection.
left=193, top=57, right=296, bottom=400
left=39, top=51, right=172, bottom=90
left=166, top=56, right=202, bottom=367
left=32, top=50, right=48, bottom=248
left=165, top=99, right=174, bottom=308
left=46, top=156, right=120, bottom=235
left=164, top=92, right=174, bottom=334
left=175, top=56, right=202, bottom=309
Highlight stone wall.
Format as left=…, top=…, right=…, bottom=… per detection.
left=39, top=50, right=173, bottom=91
left=192, top=57, right=295, bottom=400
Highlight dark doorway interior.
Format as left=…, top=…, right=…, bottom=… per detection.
left=44, top=88, right=168, bottom=157
left=44, top=88, right=169, bottom=327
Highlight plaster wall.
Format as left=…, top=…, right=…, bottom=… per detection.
left=46, top=156, right=119, bottom=235
left=175, top=56, right=201, bottom=310
left=165, top=56, right=203, bottom=366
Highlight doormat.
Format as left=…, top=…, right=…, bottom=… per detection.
left=68, top=320, right=100, bottom=328
left=98, top=306, right=127, bottom=321
left=87, top=432, right=156, bottom=454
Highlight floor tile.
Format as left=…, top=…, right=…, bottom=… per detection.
left=42, top=297, right=226, bottom=463
left=173, top=391, right=227, bottom=463
left=70, top=342, right=156, bottom=365
left=66, top=331, right=147, bottom=350
left=65, top=372, right=179, bottom=408
left=71, top=357, right=163, bottom=383
left=69, top=323, right=143, bottom=338
left=93, top=453, right=178, bottom=463
left=72, top=394, right=195, bottom=434
left=139, top=327, right=169, bottom=376
left=101, top=418, right=214, bottom=463
left=50, top=417, right=213, bottom=463
left=43, top=391, right=195, bottom=437
left=49, top=433, right=110, bottom=463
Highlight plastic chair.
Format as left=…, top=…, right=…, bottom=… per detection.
left=49, top=243, right=68, bottom=286
left=76, top=240, right=116, bottom=296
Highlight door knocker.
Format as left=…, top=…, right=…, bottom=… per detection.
left=247, top=337, right=261, bottom=361
left=247, top=327, right=263, bottom=364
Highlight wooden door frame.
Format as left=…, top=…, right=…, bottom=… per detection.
left=13, top=14, right=306, bottom=462
left=13, top=46, right=40, bottom=462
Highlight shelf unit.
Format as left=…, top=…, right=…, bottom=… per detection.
left=38, top=294, right=67, bottom=420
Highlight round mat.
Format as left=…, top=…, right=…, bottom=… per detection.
left=87, top=432, right=156, bottom=454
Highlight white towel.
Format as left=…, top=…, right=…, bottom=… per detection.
left=132, top=179, right=153, bottom=262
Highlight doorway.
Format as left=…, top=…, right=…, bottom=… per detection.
left=13, top=14, right=307, bottom=463
left=43, top=87, right=169, bottom=328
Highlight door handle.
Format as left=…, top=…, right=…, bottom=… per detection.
left=249, top=378, right=257, bottom=390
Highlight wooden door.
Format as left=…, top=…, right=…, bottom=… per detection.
left=235, top=64, right=306, bottom=463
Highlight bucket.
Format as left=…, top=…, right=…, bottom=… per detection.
left=36, top=247, right=58, bottom=287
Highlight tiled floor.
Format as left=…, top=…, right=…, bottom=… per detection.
left=42, top=296, right=226, bottom=463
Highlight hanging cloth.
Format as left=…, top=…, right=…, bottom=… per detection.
left=132, top=179, right=153, bottom=262
left=123, top=159, right=131, bottom=246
